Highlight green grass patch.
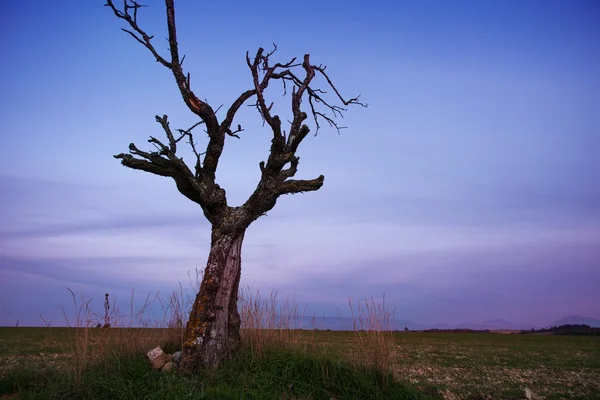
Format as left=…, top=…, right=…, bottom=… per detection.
left=0, top=347, right=430, bottom=400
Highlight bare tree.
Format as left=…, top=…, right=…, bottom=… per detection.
left=105, top=0, right=364, bottom=371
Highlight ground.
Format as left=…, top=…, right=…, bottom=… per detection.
left=0, top=327, right=598, bottom=399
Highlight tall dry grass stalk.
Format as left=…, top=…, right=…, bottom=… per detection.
left=348, top=294, right=397, bottom=376
left=55, top=288, right=186, bottom=385
left=57, top=282, right=313, bottom=373
left=61, top=288, right=94, bottom=384
left=238, top=287, right=309, bottom=359
left=155, top=286, right=187, bottom=346
left=50, top=276, right=399, bottom=382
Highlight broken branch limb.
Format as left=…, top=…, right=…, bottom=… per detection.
left=105, top=1, right=170, bottom=67
left=277, top=175, right=325, bottom=195
left=105, top=0, right=219, bottom=132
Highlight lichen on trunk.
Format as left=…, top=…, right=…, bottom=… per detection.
left=180, top=227, right=245, bottom=372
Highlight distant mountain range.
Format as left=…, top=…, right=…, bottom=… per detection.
left=289, top=315, right=600, bottom=331
left=549, top=315, right=600, bottom=328
left=430, top=319, right=533, bottom=331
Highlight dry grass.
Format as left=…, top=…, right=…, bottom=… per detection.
left=27, top=285, right=400, bottom=381
left=347, top=295, right=397, bottom=376
left=36, top=287, right=185, bottom=385
left=2, top=284, right=598, bottom=399
left=239, top=287, right=311, bottom=357
left=238, top=289, right=399, bottom=376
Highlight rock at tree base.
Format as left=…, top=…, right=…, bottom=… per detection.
left=146, top=346, right=184, bottom=371
left=147, top=347, right=166, bottom=369
left=161, top=361, right=176, bottom=373
left=172, top=350, right=182, bottom=364
left=151, top=354, right=166, bottom=369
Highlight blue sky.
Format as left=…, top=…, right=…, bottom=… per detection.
left=1, top=1, right=599, bottom=327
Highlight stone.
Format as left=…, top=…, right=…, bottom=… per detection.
left=525, top=388, right=543, bottom=400
left=147, top=346, right=163, bottom=360
left=161, top=361, right=176, bottom=373
left=151, top=353, right=166, bottom=369
left=172, top=350, right=182, bottom=364
left=147, top=346, right=166, bottom=370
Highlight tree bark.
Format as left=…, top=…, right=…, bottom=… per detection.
left=180, top=226, right=245, bottom=372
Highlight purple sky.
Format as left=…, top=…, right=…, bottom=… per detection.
left=1, top=1, right=599, bottom=327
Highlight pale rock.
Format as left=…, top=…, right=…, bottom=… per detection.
left=161, top=361, right=176, bottom=373
left=147, top=347, right=163, bottom=360
left=147, top=346, right=166, bottom=370
left=525, top=388, right=543, bottom=400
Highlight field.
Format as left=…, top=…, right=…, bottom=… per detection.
left=390, top=331, right=599, bottom=399
left=1, top=327, right=598, bottom=399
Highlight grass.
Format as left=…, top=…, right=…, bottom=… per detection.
left=0, top=288, right=599, bottom=399
left=0, top=334, right=426, bottom=400
left=2, top=328, right=599, bottom=399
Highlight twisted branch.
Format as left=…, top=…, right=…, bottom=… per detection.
left=107, top=3, right=363, bottom=227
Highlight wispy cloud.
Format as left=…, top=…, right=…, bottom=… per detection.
left=1, top=0, right=598, bottom=327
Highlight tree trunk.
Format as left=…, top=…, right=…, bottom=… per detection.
left=180, top=226, right=245, bottom=372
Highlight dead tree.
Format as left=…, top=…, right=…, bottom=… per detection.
left=105, top=0, right=364, bottom=372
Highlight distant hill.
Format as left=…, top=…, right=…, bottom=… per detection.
left=431, top=319, right=535, bottom=331
left=303, top=317, right=428, bottom=331
left=550, top=315, right=600, bottom=328
left=287, top=317, right=531, bottom=331
left=457, top=320, right=521, bottom=330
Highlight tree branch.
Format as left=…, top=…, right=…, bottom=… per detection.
left=277, top=175, right=325, bottom=195
left=113, top=115, right=228, bottom=224
left=105, top=0, right=220, bottom=133
left=231, top=46, right=364, bottom=222
left=107, top=2, right=363, bottom=227
left=105, top=1, right=170, bottom=67
left=163, top=1, right=215, bottom=120
left=279, top=156, right=299, bottom=180
left=114, top=152, right=172, bottom=177
left=175, top=120, right=205, bottom=178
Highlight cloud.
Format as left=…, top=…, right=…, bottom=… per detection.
left=261, top=238, right=600, bottom=325
left=2, top=172, right=599, bottom=327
